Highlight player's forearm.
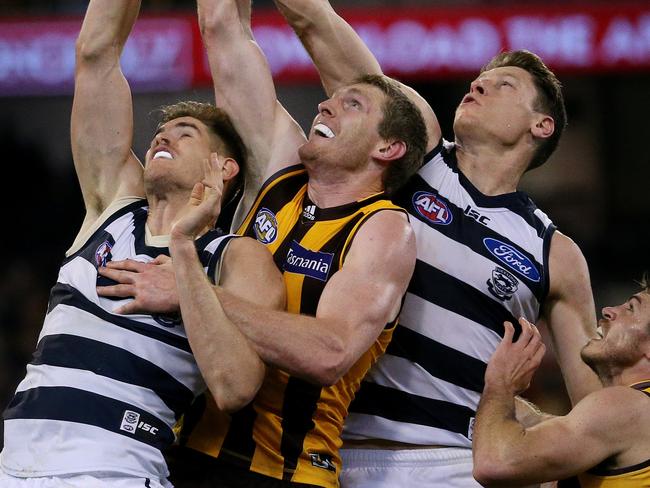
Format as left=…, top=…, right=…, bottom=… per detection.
left=274, top=0, right=382, bottom=96
left=170, top=239, right=264, bottom=412
left=473, top=387, right=530, bottom=485
left=198, top=0, right=280, bottom=184
left=216, top=287, right=348, bottom=385
left=76, top=0, right=141, bottom=62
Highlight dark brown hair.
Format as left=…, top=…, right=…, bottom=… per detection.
left=157, top=101, right=247, bottom=188
left=355, top=74, right=428, bottom=195
left=482, top=50, right=567, bottom=171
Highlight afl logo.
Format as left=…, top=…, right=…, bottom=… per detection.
left=254, top=208, right=278, bottom=244
left=483, top=238, right=541, bottom=282
left=94, top=240, right=113, bottom=267
left=412, top=191, right=453, bottom=225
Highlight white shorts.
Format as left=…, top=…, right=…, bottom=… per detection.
left=340, top=447, right=547, bottom=488
left=340, top=447, right=480, bottom=488
left=0, top=470, right=172, bottom=488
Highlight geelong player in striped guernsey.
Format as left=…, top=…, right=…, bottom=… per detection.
left=0, top=0, right=284, bottom=487
left=473, top=282, right=650, bottom=487
left=270, top=1, right=602, bottom=486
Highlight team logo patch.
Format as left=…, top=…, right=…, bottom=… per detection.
left=412, top=191, right=453, bottom=225
left=483, top=238, right=541, bottom=282
left=309, top=453, right=336, bottom=472
left=284, top=241, right=334, bottom=282
left=467, top=417, right=475, bottom=441
left=119, top=410, right=159, bottom=436
left=119, top=410, right=140, bottom=434
left=487, top=266, right=519, bottom=301
left=253, top=208, right=278, bottom=244
left=94, top=240, right=113, bottom=267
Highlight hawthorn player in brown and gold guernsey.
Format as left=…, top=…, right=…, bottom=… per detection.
left=473, top=283, right=650, bottom=487
left=158, top=0, right=428, bottom=485
left=178, top=165, right=408, bottom=487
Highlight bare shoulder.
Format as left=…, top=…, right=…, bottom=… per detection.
left=221, top=236, right=285, bottom=309
left=356, top=209, right=413, bottom=248
left=347, top=209, right=415, bottom=272
left=547, top=231, right=591, bottom=299
left=221, top=236, right=279, bottom=284
left=224, top=236, right=273, bottom=262
left=571, top=386, right=648, bottom=432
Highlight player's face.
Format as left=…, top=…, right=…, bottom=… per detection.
left=453, top=66, right=546, bottom=148
left=144, top=116, right=216, bottom=191
left=300, top=83, right=387, bottom=171
left=581, top=292, right=650, bottom=374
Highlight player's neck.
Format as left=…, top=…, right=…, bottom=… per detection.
left=306, top=167, right=384, bottom=208
left=455, top=139, right=527, bottom=196
left=145, top=193, right=190, bottom=237
left=617, top=363, right=650, bottom=388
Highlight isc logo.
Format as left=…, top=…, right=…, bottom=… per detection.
left=412, top=191, right=453, bottom=225
left=464, top=205, right=490, bottom=226
left=119, top=410, right=159, bottom=436
left=254, top=208, right=278, bottom=244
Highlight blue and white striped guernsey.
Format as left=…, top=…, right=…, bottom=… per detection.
left=1, top=198, right=237, bottom=479
left=344, top=141, right=555, bottom=448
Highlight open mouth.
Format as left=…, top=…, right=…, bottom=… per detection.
left=313, top=123, right=335, bottom=139
left=152, top=150, right=173, bottom=160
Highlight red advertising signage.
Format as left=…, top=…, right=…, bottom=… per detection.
left=0, top=16, right=196, bottom=96
left=0, top=3, right=648, bottom=96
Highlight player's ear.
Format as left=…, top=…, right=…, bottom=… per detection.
left=531, top=115, right=554, bottom=139
left=372, top=139, right=407, bottom=162
left=222, top=158, right=240, bottom=182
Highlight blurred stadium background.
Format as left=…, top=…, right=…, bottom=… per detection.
left=1, top=0, right=649, bottom=448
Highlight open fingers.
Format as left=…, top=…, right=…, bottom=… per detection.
left=515, top=316, right=537, bottom=348
left=104, top=259, right=146, bottom=273
left=98, top=266, right=135, bottom=284
left=502, top=321, right=515, bottom=344
left=114, top=300, right=142, bottom=315
left=96, top=284, right=135, bottom=298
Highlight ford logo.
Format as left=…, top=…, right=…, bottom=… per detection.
left=483, top=238, right=541, bottom=282
left=412, top=191, right=453, bottom=225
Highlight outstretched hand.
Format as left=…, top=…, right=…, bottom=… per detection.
left=171, top=153, right=224, bottom=242
left=484, top=317, right=546, bottom=396
left=97, top=255, right=178, bottom=315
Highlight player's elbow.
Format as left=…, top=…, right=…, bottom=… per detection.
left=198, top=1, right=240, bottom=41
left=75, top=32, right=121, bottom=67
left=473, top=456, right=519, bottom=487
left=209, top=365, right=264, bottom=413
left=276, top=0, right=330, bottom=38
left=309, top=342, right=350, bottom=386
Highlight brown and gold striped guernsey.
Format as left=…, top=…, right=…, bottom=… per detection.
left=181, top=164, right=407, bottom=487
left=578, top=380, right=650, bottom=488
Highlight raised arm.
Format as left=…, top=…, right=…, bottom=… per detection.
left=216, top=211, right=415, bottom=385
left=198, top=0, right=306, bottom=203
left=274, top=0, right=441, bottom=151
left=71, top=0, right=144, bottom=226
left=539, top=232, right=601, bottom=404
